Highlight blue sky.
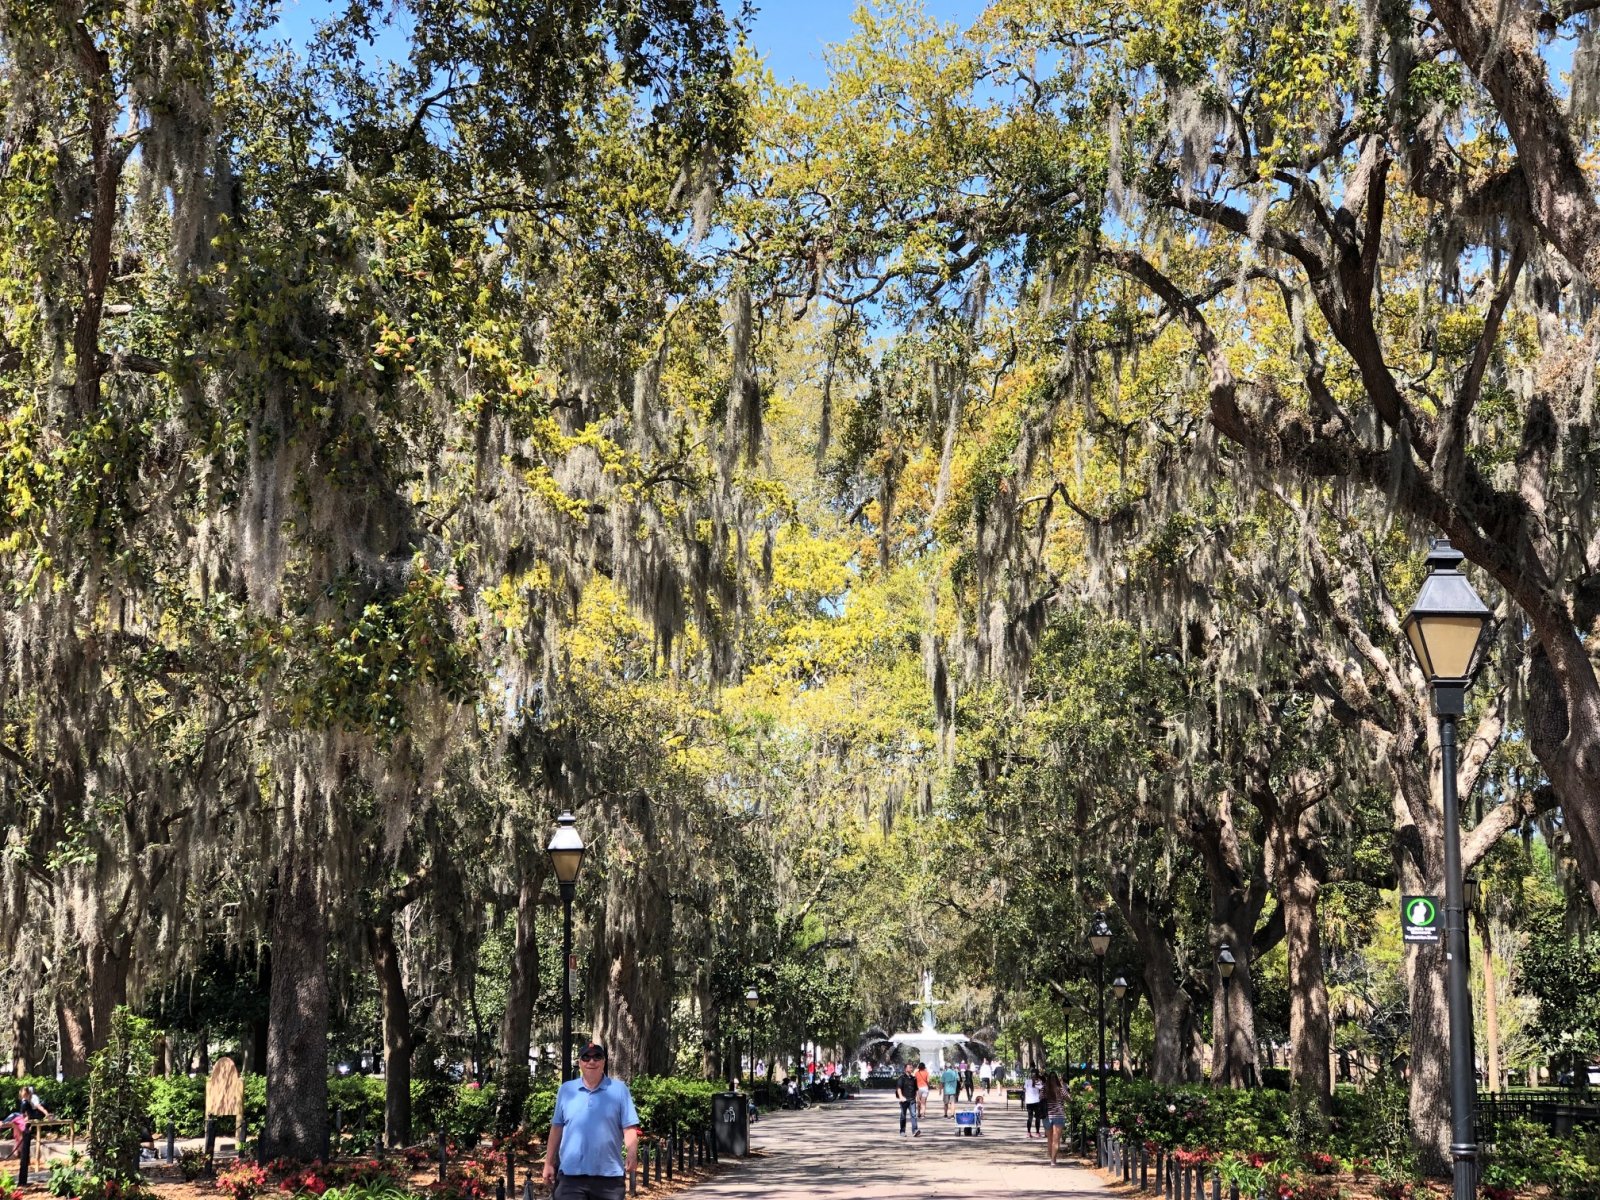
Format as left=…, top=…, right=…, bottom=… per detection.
left=267, top=0, right=988, bottom=87
left=746, top=0, right=983, bottom=85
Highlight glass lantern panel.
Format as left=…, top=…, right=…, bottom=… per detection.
left=1417, top=614, right=1485, bottom=679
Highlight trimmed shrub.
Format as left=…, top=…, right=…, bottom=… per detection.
left=1108, top=1080, right=1293, bottom=1153
left=627, top=1078, right=718, bottom=1133
left=147, top=1076, right=207, bottom=1136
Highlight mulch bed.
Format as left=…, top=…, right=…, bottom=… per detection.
left=11, top=1153, right=731, bottom=1199
left=1078, top=1154, right=1472, bottom=1200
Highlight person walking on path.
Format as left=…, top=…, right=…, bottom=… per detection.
left=940, top=1063, right=960, bottom=1117
left=915, top=1062, right=931, bottom=1119
left=979, top=1059, right=993, bottom=1094
left=897, top=1062, right=922, bottom=1137
left=1042, top=1072, right=1068, bottom=1166
left=1023, top=1069, right=1043, bottom=1139
left=541, top=1042, right=640, bottom=1200
left=962, top=1062, right=975, bottom=1102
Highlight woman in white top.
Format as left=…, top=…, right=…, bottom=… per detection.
left=1023, top=1070, right=1044, bottom=1138
left=979, top=1059, right=994, bottom=1093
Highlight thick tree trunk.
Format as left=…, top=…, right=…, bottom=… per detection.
left=495, top=850, right=546, bottom=1129
left=499, top=862, right=543, bottom=1071
left=1115, top=873, right=1204, bottom=1083
left=1193, top=795, right=1267, bottom=1087
left=57, top=993, right=91, bottom=1077
left=371, top=916, right=412, bottom=1148
left=12, top=991, right=34, bottom=1076
left=587, top=795, right=674, bottom=1077
left=86, top=939, right=129, bottom=1053
left=1266, top=796, right=1332, bottom=1113
left=1211, top=916, right=1262, bottom=1087
left=1395, top=789, right=1452, bottom=1174
left=264, top=841, right=330, bottom=1162
left=1279, top=874, right=1331, bottom=1108
left=695, top=965, right=717, bottom=1080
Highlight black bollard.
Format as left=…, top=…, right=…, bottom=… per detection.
left=507, top=1145, right=516, bottom=1195
left=496, top=1180, right=506, bottom=1200
left=1141, top=1145, right=1149, bottom=1190
left=628, top=1162, right=637, bottom=1196
left=666, top=1135, right=673, bottom=1181
left=17, top=1124, right=31, bottom=1186
left=522, top=1181, right=534, bottom=1200
left=167, top=1122, right=178, bottom=1163
left=678, top=1130, right=685, bottom=1174
left=205, top=1115, right=217, bottom=1169
left=438, top=1121, right=448, bottom=1184
left=655, top=1143, right=663, bottom=1183
left=334, top=1107, right=343, bottom=1145
left=1213, top=1169, right=1222, bottom=1200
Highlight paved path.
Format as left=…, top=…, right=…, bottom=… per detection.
left=691, top=1090, right=1112, bottom=1199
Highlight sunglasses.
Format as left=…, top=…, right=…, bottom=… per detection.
left=579, top=1052, right=605, bottom=1062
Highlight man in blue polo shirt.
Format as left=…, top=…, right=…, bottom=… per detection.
left=541, top=1042, right=640, bottom=1200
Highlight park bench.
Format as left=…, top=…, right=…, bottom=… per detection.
left=1005, top=1087, right=1024, bottom=1108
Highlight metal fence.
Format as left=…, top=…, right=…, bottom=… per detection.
left=1477, top=1090, right=1600, bottom=1145
left=1097, top=1129, right=1261, bottom=1200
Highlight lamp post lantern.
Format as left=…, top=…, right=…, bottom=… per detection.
left=1216, top=943, right=1236, bottom=1086
left=546, top=811, right=587, bottom=1082
left=1089, top=909, right=1113, bottom=1157
left=1403, top=538, right=1493, bottom=1200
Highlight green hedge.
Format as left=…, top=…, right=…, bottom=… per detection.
left=524, top=1077, right=717, bottom=1138
left=1107, top=1080, right=1293, bottom=1154
left=627, top=1078, right=718, bottom=1134
left=122, top=1074, right=481, bottom=1142
left=23, top=1071, right=721, bottom=1146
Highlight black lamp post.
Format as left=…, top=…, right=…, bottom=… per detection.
left=743, top=987, right=759, bottom=1087
left=1216, top=944, right=1236, bottom=1086
left=1402, top=537, right=1493, bottom=1200
left=1112, top=976, right=1129, bottom=1075
left=1090, top=909, right=1113, bottom=1154
left=546, top=811, right=586, bottom=1082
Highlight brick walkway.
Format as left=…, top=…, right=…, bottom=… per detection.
left=691, top=1089, right=1115, bottom=1199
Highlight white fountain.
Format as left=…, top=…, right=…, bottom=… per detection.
left=889, top=970, right=974, bottom=1071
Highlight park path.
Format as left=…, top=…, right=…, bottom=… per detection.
left=689, top=1088, right=1113, bottom=1200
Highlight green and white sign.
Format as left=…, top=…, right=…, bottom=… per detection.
left=1402, top=895, right=1442, bottom=943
